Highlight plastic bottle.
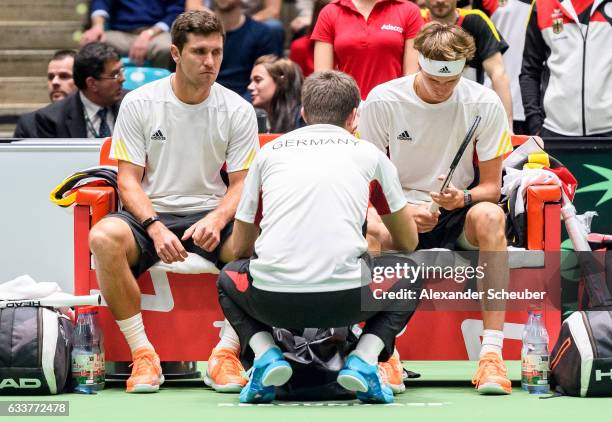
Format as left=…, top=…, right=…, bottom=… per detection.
left=72, top=306, right=105, bottom=393
left=520, top=311, right=535, bottom=390
left=522, top=312, right=550, bottom=394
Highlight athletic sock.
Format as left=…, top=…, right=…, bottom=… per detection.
left=351, top=333, right=385, bottom=366
left=249, top=331, right=276, bottom=359
left=480, top=329, right=504, bottom=358
left=215, top=320, right=240, bottom=353
left=116, top=313, right=154, bottom=354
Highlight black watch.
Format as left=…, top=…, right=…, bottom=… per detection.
left=463, top=190, right=473, bottom=207
left=142, top=215, right=161, bottom=229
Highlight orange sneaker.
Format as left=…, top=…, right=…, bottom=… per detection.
left=126, top=347, right=164, bottom=393
left=472, top=352, right=512, bottom=395
left=378, top=350, right=406, bottom=394
left=204, top=348, right=248, bottom=393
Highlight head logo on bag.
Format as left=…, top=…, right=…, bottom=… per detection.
left=595, top=369, right=612, bottom=382
left=0, top=378, right=42, bottom=389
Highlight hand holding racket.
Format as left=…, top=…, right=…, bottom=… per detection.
left=430, top=175, right=464, bottom=210
left=430, top=115, right=481, bottom=213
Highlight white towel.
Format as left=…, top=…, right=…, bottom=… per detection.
left=0, top=274, right=62, bottom=300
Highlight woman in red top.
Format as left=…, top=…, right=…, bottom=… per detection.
left=289, top=0, right=333, bottom=78
left=312, top=0, right=424, bottom=99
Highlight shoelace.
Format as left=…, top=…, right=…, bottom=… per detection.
left=471, top=355, right=507, bottom=385
left=129, top=352, right=156, bottom=375
left=214, top=351, right=243, bottom=375
left=378, top=365, right=390, bottom=384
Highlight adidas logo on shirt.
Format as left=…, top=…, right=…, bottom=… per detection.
left=397, top=130, right=412, bottom=141
left=150, top=129, right=166, bottom=142
left=438, top=66, right=451, bottom=74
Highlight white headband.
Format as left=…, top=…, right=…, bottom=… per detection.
left=418, top=54, right=466, bottom=77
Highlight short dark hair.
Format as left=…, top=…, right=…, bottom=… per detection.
left=171, top=11, right=225, bottom=52
left=73, top=42, right=120, bottom=90
left=302, top=71, right=361, bottom=127
left=51, top=49, right=76, bottom=61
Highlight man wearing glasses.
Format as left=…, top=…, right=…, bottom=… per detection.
left=34, top=42, right=126, bottom=139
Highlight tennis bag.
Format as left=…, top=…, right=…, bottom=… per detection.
left=0, top=306, right=73, bottom=395
left=550, top=310, right=612, bottom=396
left=273, top=327, right=358, bottom=400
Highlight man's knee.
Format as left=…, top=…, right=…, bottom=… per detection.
left=89, top=218, right=133, bottom=258
left=467, top=204, right=506, bottom=240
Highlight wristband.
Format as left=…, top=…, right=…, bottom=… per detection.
left=142, top=215, right=160, bottom=229
left=463, top=190, right=473, bottom=207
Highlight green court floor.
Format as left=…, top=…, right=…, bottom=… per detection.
left=2, top=361, right=611, bottom=422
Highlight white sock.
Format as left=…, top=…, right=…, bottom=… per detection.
left=248, top=331, right=276, bottom=359
left=215, top=320, right=240, bottom=353
left=351, top=333, right=385, bottom=365
left=480, top=329, right=504, bottom=358
left=116, top=313, right=153, bottom=354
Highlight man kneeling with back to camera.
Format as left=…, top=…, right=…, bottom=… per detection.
left=217, top=70, right=422, bottom=404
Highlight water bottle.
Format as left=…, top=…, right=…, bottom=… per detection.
left=72, top=306, right=105, bottom=393
left=522, top=312, right=550, bottom=394
left=520, top=311, right=535, bottom=390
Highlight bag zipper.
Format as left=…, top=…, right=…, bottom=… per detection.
left=580, top=311, right=598, bottom=359
left=37, top=308, right=43, bottom=367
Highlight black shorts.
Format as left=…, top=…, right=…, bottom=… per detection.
left=417, top=206, right=473, bottom=250
left=106, top=210, right=234, bottom=278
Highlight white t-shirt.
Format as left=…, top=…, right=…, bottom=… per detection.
left=111, top=76, right=259, bottom=214
left=236, top=124, right=407, bottom=293
left=358, top=74, right=512, bottom=205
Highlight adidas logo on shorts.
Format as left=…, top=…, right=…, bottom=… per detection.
left=397, top=130, right=412, bottom=142
left=438, top=66, right=451, bottom=74
left=151, top=129, right=167, bottom=142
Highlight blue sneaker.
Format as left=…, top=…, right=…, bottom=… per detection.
left=239, top=347, right=293, bottom=403
left=337, top=354, right=394, bottom=403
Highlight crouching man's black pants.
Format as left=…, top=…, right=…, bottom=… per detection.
left=216, top=254, right=422, bottom=363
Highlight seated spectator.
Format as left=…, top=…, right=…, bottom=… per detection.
left=217, top=70, right=419, bottom=404
left=421, top=0, right=513, bottom=129
left=80, top=0, right=183, bottom=69
left=312, top=0, right=423, bottom=99
left=241, top=0, right=285, bottom=54
left=34, top=43, right=125, bottom=139
left=188, top=0, right=279, bottom=98
left=289, top=0, right=331, bottom=78
left=248, top=55, right=304, bottom=133
left=13, top=50, right=77, bottom=138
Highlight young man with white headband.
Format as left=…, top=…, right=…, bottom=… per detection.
left=359, top=22, right=514, bottom=395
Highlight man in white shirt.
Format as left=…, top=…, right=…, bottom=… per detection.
left=359, top=22, right=513, bottom=395
left=88, top=11, right=259, bottom=394
left=218, top=70, right=420, bottom=404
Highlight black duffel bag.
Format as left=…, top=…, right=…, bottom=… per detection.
left=550, top=310, right=612, bottom=396
left=273, top=327, right=358, bottom=401
left=0, top=306, right=73, bottom=395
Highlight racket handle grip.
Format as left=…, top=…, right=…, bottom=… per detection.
left=429, top=202, right=440, bottom=213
